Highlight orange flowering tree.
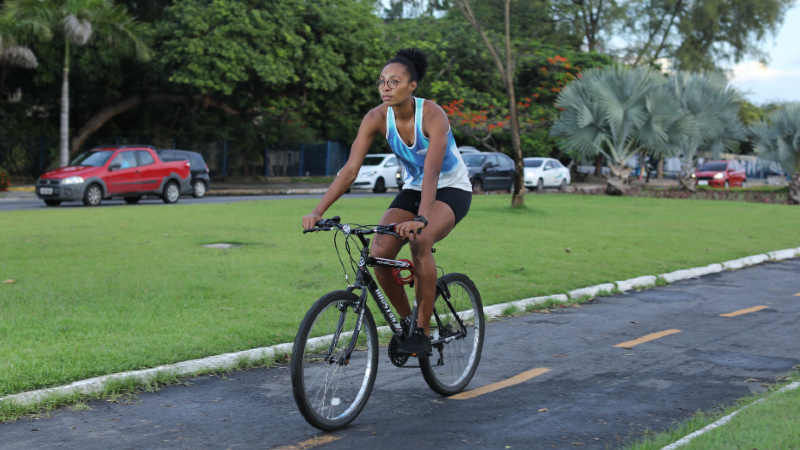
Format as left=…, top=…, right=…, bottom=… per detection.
left=439, top=53, right=593, bottom=155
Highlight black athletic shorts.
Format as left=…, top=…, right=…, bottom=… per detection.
left=388, top=187, right=472, bottom=225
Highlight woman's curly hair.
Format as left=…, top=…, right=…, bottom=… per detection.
left=384, top=48, right=429, bottom=86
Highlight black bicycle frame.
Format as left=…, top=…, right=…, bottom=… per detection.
left=325, top=230, right=468, bottom=366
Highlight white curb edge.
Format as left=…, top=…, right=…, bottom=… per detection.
left=1, top=248, right=798, bottom=409
left=660, top=381, right=800, bottom=450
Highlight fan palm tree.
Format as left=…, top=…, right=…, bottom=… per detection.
left=0, top=18, right=40, bottom=97
left=749, top=103, right=800, bottom=204
left=664, top=72, right=745, bottom=192
left=551, top=65, right=694, bottom=195
left=2, top=0, right=151, bottom=167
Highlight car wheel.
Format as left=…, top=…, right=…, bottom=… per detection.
left=559, top=179, right=567, bottom=192
left=124, top=196, right=141, bottom=205
left=471, top=177, right=483, bottom=193
left=345, top=188, right=352, bottom=194
left=724, top=180, right=729, bottom=189
left=373, top=177, right=386, bottom=194
left=162, top=181, right=180, bottom=204
left=82, top=184, right=103, bottom=207
left=537, top=178, right=544, bottom=191
left=741, top=180, right=747, bottom=188
left=192, top=179, right=207, bottom=198
left=44, top=200, right=61, bottom=207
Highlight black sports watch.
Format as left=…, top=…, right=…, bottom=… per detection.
left=413, top=215, right=428, bottom=227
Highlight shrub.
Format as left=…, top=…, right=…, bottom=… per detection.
left=0, top=167, right=9, bottom=191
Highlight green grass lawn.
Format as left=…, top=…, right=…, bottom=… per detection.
left=1, top=194, right=799, bottom=398
left=622, top=374, right=800, bottom=450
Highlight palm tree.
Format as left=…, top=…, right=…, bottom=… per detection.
left=0, top=18, right=40, bottom=97
left=550, top=65, right=694, bottom=195
left=749, top=103, right=800, bottom=204
left=664, top=72, right=745, bottom=192
left=2, top=0, right=151, bottom=167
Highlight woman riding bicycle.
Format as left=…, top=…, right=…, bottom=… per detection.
left=302, top=48, right=472, bottom=357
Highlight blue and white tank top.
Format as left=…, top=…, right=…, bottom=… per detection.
left=386, top=98, right=472, bottom=192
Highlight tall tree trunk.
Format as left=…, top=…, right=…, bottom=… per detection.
left=594, top=154, right=603, bottom=176
left=657, top=159, right=664, bottom=179
left=789, top=171, right=800, bottom=205
left=506, top=0, right=524, bottom=208
left=59, top=41, right=70, bottom=168
left=678, top=159, right=697, bottom=192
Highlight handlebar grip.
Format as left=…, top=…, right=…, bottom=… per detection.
left=303, top=227, right=331, bottom=234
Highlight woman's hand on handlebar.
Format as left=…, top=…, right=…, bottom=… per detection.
left=395, top=220, right=425, bottom=240
left=303, top=213, right=323, bottom=231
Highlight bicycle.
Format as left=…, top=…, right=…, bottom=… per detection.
left=291, top=216, right=484, bottom=431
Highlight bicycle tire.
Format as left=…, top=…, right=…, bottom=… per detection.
left=419, top=273, right=484, bottom=396
left=291, top=291, right=379, bottom=431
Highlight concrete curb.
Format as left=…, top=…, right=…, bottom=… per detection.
left=1, top=248, right=798, bottom=409
left=660, top=381, right=800, bottom=450
left=616, top=276, right=657, bottom=292
left=569, top=284, right=615, bottom=299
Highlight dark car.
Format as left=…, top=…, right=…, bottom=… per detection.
left=461, top=152, right=514, bottom=192
left=156, top=150, right=210, bottom=198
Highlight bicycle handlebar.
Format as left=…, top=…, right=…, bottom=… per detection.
left=302, top=216, right=407, bottom=238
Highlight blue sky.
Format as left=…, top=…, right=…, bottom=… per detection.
left=728, top=4, right=800, bottom=105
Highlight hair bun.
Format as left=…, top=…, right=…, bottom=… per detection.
left=395, top=48, right=428, bottom=82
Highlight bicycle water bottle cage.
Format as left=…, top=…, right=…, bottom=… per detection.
left=392, top=259, right=414, bottom=285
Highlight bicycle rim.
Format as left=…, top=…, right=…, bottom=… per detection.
left=420, top=273, right=484, bottom=396
left=291, top=291, right=378, bottom=431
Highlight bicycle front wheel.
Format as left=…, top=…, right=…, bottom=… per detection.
left=420, top=273, right=484, bottom=396
left=290, top=291, right=379, bottom=431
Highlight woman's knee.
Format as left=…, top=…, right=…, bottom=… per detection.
left=408, top=236, right=435, bottom=257
left=370, top=236, right=401, bottom=259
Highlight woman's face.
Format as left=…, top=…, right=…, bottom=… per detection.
left=378, top=62, right=417, bottom=107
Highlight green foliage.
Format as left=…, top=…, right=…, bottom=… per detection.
left=663, top=72, right=744, bottom=173
left=157, top=0, right=387, bottom=144
left=749, top=103, right=800, bottom=175
left=551, top=65, right=693, bottom=168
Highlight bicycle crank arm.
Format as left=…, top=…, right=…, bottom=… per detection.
left=430, top=330, right=465, bottom=346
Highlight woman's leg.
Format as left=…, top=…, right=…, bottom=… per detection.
left=371, top=207, right=416, bottom=320
left=407, top=201, right=456, bottom=337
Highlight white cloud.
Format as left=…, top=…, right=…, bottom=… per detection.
left=730, top=61, right=800, bottom=83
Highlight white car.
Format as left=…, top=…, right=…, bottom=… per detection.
left=523, top=157, right=571, bottom=191
left=351, top=153, right=400, bottom=193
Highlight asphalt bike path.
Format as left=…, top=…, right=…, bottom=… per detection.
left=2, top=259, right=798, bottom=450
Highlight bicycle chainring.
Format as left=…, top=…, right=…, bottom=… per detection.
left=388, top=335, right=409, bottom=367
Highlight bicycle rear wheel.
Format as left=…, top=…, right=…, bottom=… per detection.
left=420, top=273, right=484, bottom=396
left=291, top=291, right=379, bottom=431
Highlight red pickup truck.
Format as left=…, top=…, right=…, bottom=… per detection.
left=35, top=145, right=192, bottom=207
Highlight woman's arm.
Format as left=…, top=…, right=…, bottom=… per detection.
left=395, top=101, right=450, bottom=239
left=302, top=108, right=383, bottom=229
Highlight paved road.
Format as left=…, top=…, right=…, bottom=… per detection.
left=2, top=260, right=799, bottom=450
left=0, top=192, right=396, bottom=212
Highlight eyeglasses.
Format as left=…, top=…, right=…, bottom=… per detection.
left=375, top=79, right=405, bottom=89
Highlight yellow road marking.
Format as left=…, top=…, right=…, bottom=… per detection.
left=720, top=306, right=769, bottom=317
left=451, top=367, right=551, bottom=400
left=614, top=329, right=682, bottom=348
left=273, top=436, right=341, bottom=450
left=794, top=292, right=800, bottom=297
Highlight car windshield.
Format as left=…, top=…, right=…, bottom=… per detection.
left=462, top=155, right=486, bottom=167
left=71, top=150, right=115, bottom=167
left=362, top=156, right=386, bottom=166
left=698, top=162, right=728, bottom=172
left=524, top=159, right=544, bottom=168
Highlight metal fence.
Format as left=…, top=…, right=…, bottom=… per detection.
left=0, top=136, right=349, bottom=179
